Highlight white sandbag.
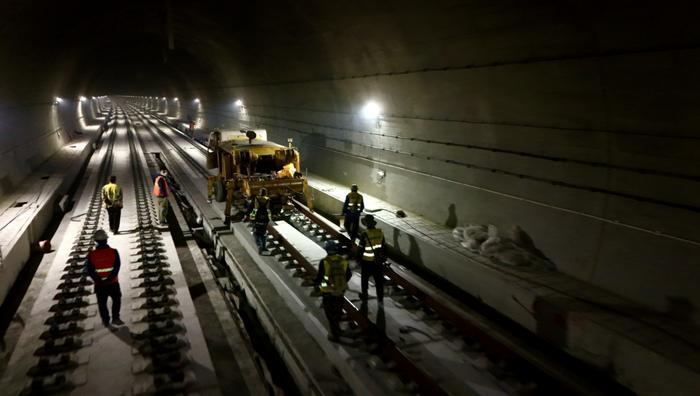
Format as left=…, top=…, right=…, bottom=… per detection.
left=452, top=227, right=466, bottom=242
left=464, top=224, right=488, bottom=242
left=461, top=238, right=482, bottom=252
left=480, top=235, right=506, bottom=256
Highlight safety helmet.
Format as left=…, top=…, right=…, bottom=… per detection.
left=351, top=184, right=358, bottom=192
left=259, top=187, right=268, bottom=196
left=361, top=214, right=376, bottom=227
left=324, top=240, right=339, bottom=255
left=93, top=229, right=108, bottom=242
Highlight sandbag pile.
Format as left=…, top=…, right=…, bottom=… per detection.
left=452, top=224, right=556, bottom=270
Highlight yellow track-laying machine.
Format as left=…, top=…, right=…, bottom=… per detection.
left=206, top=129, right=312, bottom=218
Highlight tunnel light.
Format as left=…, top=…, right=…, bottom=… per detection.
left=194, top=98, right=200, bottom=103
left=55, top=97, right=63, bottom=103
left=79, top=96, right=87, bottom=102
left=173, top=97, right=179, bottom=101
left=234, top=99, right=243, bottom=107
left=91, top=96, right=96, bottom=99
left=361, top=101, right=382, bottom=119
left=162, top=97, right=166, bottom=100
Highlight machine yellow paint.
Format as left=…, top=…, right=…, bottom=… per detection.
left=207, top=129, right=312, bottom=216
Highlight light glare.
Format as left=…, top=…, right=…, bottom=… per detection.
left=55, top=97, right=63, bottom=103
left=361, top=101, right=382, bottom=119
left=234, top=99, right=243, bottom=107
left=79, top=96, right=87, bottom=102
left=194, top=98, right=200, bottom=103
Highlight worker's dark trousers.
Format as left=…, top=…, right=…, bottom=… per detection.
left=344, top=215, right=360, bottom=242
left=322, top=294, right=344, bottom=336
left=95, top=283, right=122, bottom=324
left=107, top=207, right=121, bottom=233
left=253, top=222, right=268, bottom=251
left=360, top=261, right=384, bottom=302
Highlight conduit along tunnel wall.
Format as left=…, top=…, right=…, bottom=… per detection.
left=2, top=2, right=700, bottom=396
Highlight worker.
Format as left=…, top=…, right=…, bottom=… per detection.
left=248, top=188, right=273, bottom=254
left=152, top=168, right=170, bottom=225
left=208, top=130, right=221, bottom=151
left=85, top=229, right=123, bottom=328
left=101, top=175, right=123, bottom=234
left=315, top=240, right=352, bottom=342
left=342, top=184, right=364, bottom=243
left=357, top=214, right=386, bottom=303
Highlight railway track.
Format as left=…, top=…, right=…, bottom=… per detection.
left=124, top=111, right=199, bottom=394
left=126, top=103, right=630, bottom=395
left=10, top=110, right=121, bottom=395
left=2, top=107, right=216, bottom=395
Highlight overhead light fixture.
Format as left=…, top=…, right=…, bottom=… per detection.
left=234, top=99, right=243, bottom=107
left=361, top=100, right=382, bottom=119
left=173, top=97, right=179, bottom=101
left=194, top=98, right=200, bottom=103
left=55, top=97, right=63, bottom=103
left=79, top=96, right=87, bottom=102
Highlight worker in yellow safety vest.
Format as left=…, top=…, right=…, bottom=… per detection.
left=248, top=188, right=273, bottom=254
left=357, top=214, right=386, bottom=303
left=342, top=184, right=364, bottom=243
left=101, top=175, right=123, bottom=234
left=315, top=240, right=352, bottom=341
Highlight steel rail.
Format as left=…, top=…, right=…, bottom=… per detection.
left=265, top=224, right=449, bottom=396
left=290, top=198, right=611, bottom=396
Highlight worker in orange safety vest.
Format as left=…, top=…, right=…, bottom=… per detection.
left=153, top=168, right=170, bottom=225
left=85, top=229, right=123, bottom=328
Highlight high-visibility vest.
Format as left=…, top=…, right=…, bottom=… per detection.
left=88, top=248, right=118, bottom=284
left=319, top=255, right=348, bottom=296
left=361, top=228, right=384, bottom=262
left=346, top=192, right=363, bottom=214
left=250, top=196, right=271, bottom=221
left=102, top=183, right=122, bottom=207
left=152, top=175, right=168, bottom=197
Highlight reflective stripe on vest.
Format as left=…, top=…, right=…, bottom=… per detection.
left=88, top=248, right=117, bottom=283
left=346, top=192, right=363, bottom=213
left=153, top=175, right=167, bottom=197
left=319, top=255, right=348, bottom=296
left=362, top=228, right=384, bottom=261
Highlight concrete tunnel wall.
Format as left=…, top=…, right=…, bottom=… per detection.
left=0, top=100, right=96, bottom=198
left=173, top=3, right=700, bottom=325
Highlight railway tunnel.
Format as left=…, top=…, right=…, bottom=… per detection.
left=1, top=1, right=699, bottom=395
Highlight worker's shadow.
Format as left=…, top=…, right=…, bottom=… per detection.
left=444, top=203, right=458, bottom=229
left=375, top=304, right=386, bottom=335
left=110, top=325, right=133, bottom=347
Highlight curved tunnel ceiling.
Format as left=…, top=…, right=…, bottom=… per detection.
left=2, top=1, right=700, bottom=112
left=3, top=1, right=700, bottom=98
left=2, top=0, right=382, bottom=100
